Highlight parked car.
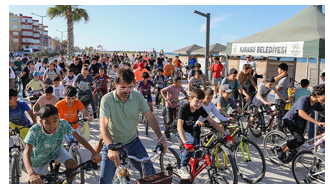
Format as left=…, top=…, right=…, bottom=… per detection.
left=23, top=48, right=34, bottom=56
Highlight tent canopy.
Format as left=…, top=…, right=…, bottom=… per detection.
left=227, top=5, right=325, bottom=58
left=191, top=43, right=227, bottom=55
left=173, top=44, right=203, bottom=54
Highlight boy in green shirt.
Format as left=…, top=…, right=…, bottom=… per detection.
left=23, top=104, right=101, bottom=184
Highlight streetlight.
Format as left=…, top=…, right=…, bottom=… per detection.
left=193, top=10, right=210, bottom=80
left=56, top=30, right=66, bottom=51
left=31, top=13, right=47, bottom=52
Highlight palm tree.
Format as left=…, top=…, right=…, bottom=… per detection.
left=47, top=5, right=89, bottom=58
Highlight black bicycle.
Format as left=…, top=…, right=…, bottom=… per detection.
left=39, top=160, right=99, bottom=184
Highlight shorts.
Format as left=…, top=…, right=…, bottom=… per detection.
left=252, top=104, right=271, bottom=117
left=23, top=147, right=73, bottom=175
left=142, top=94, right=152, bottom=103
left=212, top=77, right=222, bottom=86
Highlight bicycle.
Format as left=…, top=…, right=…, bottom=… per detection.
left=9, top=124, right=32, bottom=184
left=60, top=119, right=88, bottom=183
left=162, top=127, right=238, bottom=184
left=39, top=160, right=99, bottom=184
left=263, top=126, right=325, bottom=166
left=111, top=141, right=170, bottom=184
left=249, top=103, right=288, bottom=137
left=202, top=111, right=266, bottom=183
left=94, top=81, right=103, bottom=118
left=14, top=75, right=22, bottom=93
left=139, top=94, right=150, bottom=137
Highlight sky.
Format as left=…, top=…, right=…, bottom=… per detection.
left=8, top=3, right=326, bottom=52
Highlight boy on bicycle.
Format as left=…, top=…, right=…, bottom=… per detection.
left=25, top=72, right=44, bottom=92
left=246, top=76, right=289, bottom=130
left=62, top=69, right=77, bottom=86
left=33, top=85, right=58, bottom=115
left=277, top=84, right=325, bottom=163
left=137, top=72, right=156, bottom=112
left=23, top=104, right=101, bottom=184
left=52, top=76, right=65, bottom=101
left=154, top=68, right=168, bottom=107
left=9, top=88, right=36, bottom=140
left=188, top=70, right=206, bottom=94
left=172, top=88, right=232, bottom=179
left=93, top=67, right=110, bottom=96
left=161, top=76, right=189, bottom=140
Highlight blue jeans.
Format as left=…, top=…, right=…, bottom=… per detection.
left=99, top=137, right=155, bottom=184
left=308, top=111, right=325, bottom=146
left=174, top=131, right=201, bottom=167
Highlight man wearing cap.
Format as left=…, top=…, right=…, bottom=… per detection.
left=69, top=57, right=83, bottom=76
left=216, top=84, right=245, bottom=118
left=134, top=62, right=149, bottom=85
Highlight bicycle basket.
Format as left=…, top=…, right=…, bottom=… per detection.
left=136, top=170, right=173, bottom=184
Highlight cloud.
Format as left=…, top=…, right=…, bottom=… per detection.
left=221, top=34, right=240, bottom=42
left=199, top=13, right=233, bottom=33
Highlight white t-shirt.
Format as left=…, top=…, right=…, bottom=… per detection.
left=35, top=64, right=48, bottom=75
left=63, top=74, right=77, bottom=86
left=247, top=60, right=257, bottom=70
left=9, top=66, right=15, bottom=79
left=55, top=65, right=62, bottom=73
left=197, top=102, right=229, bottom=123
left=52, top=84, right=65, bottom=99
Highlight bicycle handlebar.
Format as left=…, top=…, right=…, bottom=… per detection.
left=68, top=119, right=88, bottom=125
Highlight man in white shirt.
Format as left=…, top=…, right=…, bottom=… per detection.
left=245, top=55, right=257, bottom=74
left=9, top=61, right=16, bottom=89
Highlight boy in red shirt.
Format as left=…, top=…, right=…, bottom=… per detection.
left=93, top=67, right=110, bottom=96
left=209, top=57, right=224, bottom=99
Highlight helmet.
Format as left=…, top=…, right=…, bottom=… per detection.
left=33, top=71, right=41, bottom=77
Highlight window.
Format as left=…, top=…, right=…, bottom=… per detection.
left=12, top=18, right=18, bottom=22
left=13, top=32, right=19, bottom=36
left=12, top=25, right=18, bottom=29
left=13, top=39, right=19, bottom=42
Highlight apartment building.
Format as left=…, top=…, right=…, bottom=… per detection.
left=9, top=12, right=50, bottom=52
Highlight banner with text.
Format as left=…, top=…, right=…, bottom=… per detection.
left=231, top=41, right=304, bottom=57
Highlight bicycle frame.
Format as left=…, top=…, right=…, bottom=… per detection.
left=188, top=154, right=212, bottom=181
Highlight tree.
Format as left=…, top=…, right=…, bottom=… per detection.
left=88, top=46, right=94, bottom=53
left=97, top=45, right=103, bottom=52
left=47, top=5, right=89, bottom=58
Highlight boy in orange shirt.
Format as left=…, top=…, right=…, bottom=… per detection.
left=134, top=62, right=149, bottom=85
left=53, top=85, right=93, bottom=172
left=164, top=58, right=175, bottom=78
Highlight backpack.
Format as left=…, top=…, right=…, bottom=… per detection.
left=38, top=65, right=47, bottom=72
left=223, top=77, right=238, bottom=90
left=45, top=68, right=58, bottom=75
left=156, top=74, right=166, bottom=84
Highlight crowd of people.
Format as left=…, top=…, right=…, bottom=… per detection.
left=9, top=51, right=325, bottom=184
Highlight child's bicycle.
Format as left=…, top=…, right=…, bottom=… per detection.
left=39, top=160, right=99, bottom=184
left=263, top=125, right=325, bottom=167
left=111, top=141, right=171, bottom=184
left=201, top=111, right=266, bottom=184
left=9, top=123, right=32, bottom=184
left=161, top=127, right=238, bottom=184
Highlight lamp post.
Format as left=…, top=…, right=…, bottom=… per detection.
left=56, top=30, right=66, bottom=51
left=31, top=13, right=46, bottom=52
left=193, top=10, right=210, bottom=80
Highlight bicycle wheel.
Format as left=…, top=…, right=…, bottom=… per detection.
left=233, top=138, right=266, bottom=183
left=292, top=150, right=325, bottom=184
left=249, top=114, right=263, bottom=137
left=263, top=130, right=287, bottom=165
left=10, top=153, right=20, bottom=184
left=15, top=78, right=22, bottom=94
left=159, top=147, right=181, bottom=184
left=72, top=148, right=85, bottom=184
left=212, top=145, right=238, bottom=184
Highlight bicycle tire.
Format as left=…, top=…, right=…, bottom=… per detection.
left=292, top=150, right=325, bottom=184
left=233, top=138, right=266, bottom=183
left=10, top=153, right=20, bottom=184
left=160, top=147, right=181, bottom=184
left=212, top=145, right=238, bottom=184
left=15, top=78, right=22, bottom=94
left=263, top=130, right=287, bottom=165
left=249, top=114, right=263, bottom=137
left=162, top=107, right=167, bottom=128
left=72, top=148, right=85, bottom=184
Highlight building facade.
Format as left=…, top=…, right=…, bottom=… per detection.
left=9, top=12, right=50, bottom=52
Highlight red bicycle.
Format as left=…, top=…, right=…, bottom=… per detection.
left=160, top=127, right=238, bottom=184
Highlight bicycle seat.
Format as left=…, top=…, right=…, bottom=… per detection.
left=164, top=126, right=176, bottom=135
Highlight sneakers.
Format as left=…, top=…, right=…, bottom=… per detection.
left=178, top=166, right=191, bottom=179
left=93, top=112, right=98, bottom=119
left=284, top=150, right=297, bottom=163
left=274, top=146, right=285, bottom=162
left=54, top=163, right=61, bottom=173
left=214, top=94, right=218, bottom=99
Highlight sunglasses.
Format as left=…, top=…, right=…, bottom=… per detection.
left=246, top=57, right=251, bottom=58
